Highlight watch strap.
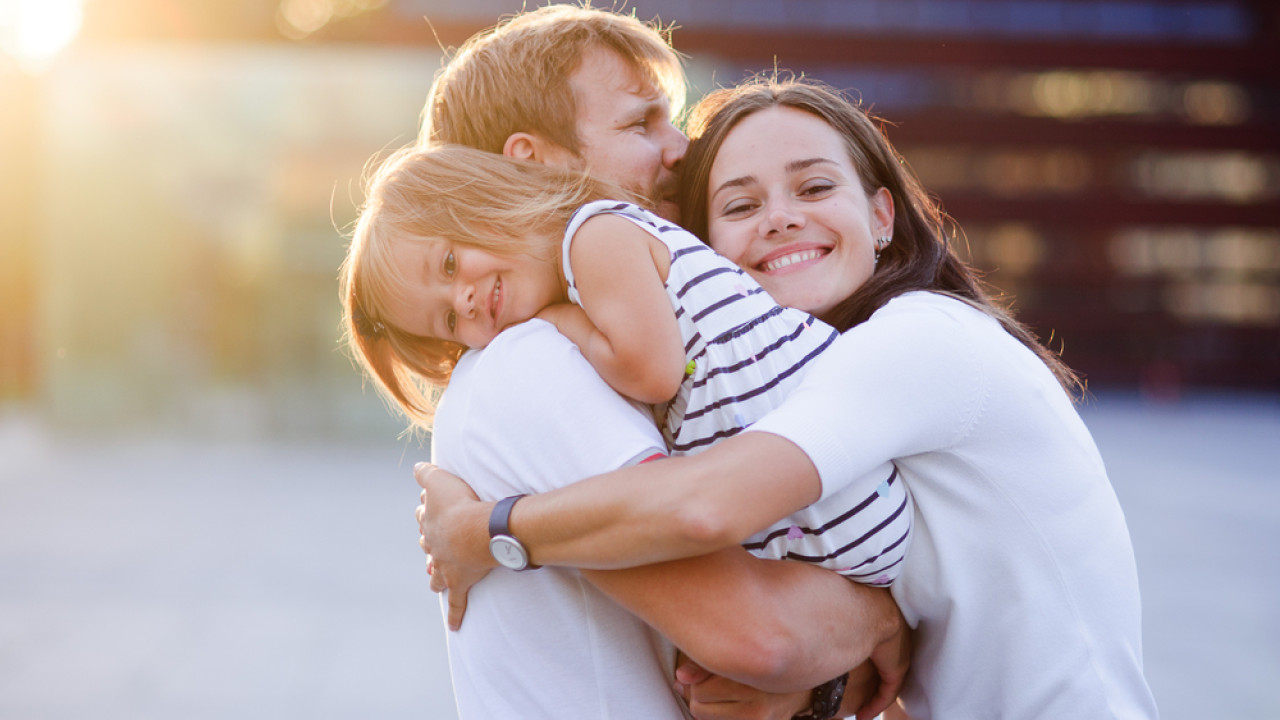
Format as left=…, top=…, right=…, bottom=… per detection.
left=489, top=494, right=525, bottom=538
left=488, top=494, right=539, bottom=569
left=791, top=672, right=848, bottom=720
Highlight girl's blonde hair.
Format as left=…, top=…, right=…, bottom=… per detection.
left=339, top=144, right=637, bottom=429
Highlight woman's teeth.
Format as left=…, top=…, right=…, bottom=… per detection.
left=762, top=249, right=823, bottom=272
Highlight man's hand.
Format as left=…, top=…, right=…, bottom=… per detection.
left=414, top=462, right=494, bottom=630
left=855, top=598, right=912, bottom=720
left=673, top=656, right=810, bottom=720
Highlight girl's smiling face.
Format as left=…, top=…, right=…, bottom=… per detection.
left=705, top=106, right=894, bottom=319
left=382, top=234, right=565, bottom=349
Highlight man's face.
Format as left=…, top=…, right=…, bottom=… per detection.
left=564, top=46, right=688, bottom=222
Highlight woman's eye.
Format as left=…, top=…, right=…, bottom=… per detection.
left=444, top=251, right=457, bottom=277
left=721, top=200, right=757, bottom=217
left=446, top=310, right=457, bottom=333
left=801, top=182, right=835, bottom=196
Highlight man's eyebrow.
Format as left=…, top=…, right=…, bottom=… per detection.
left=620, top=96, right=666, bottom=124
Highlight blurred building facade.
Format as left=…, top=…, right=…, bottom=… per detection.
left=1, top=0, right=1276, bottom=436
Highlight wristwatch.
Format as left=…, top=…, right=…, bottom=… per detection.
left=791, top=673, right=848, bottom=720
left=488, top=494, right=539, bottom=571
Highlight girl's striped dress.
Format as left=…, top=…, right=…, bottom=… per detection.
left=562, top=200, right=913, bottom=585
left=564, top=200, right=838, bottom=454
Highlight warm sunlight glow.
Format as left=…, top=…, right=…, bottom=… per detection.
left=0, top=0, right=82, bottom=71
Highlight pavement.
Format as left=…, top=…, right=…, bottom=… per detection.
left=1, top=390, right=1277, bottom=720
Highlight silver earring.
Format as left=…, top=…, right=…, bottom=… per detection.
left=874, top=235, right=892, bottom=264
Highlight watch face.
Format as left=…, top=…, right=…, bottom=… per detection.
left=489, top=535, right=529, bottom=570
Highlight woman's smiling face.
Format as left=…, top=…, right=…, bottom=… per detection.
left=705, top=106, right=894, bottom=318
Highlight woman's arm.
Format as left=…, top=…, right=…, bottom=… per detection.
left=543, top=213, right=686, bottom=404
left=417, top=430, right=823, bottom=604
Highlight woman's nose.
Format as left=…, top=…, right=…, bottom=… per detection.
left=762, top=201, right=805, bottom=236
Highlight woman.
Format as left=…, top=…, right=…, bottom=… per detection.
left=419, top=78, right=1158, bottom=719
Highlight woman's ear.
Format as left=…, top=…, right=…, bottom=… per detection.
left=869, top=187, right=896, bottom=237
left=503, top=132, right=577, bottom=168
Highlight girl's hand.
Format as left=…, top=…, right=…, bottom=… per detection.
left=414, top=462, right=495, bottom=630
left=536, top=302, right=595, bottom=351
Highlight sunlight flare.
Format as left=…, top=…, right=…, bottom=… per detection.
left=0, top=0, right=83, bottom=70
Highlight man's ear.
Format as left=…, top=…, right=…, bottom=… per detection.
left=502, top=132, right=539, bottom=160
left=503, top=132, right=576, bottom=168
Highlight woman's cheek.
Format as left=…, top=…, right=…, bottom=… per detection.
left=707, top=227, right=750, bottom=268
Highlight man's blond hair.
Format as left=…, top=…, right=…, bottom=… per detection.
left=420, top=3, right=685, bottom=155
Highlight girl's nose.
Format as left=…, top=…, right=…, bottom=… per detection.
left=453, top=283, right=476, bottom=317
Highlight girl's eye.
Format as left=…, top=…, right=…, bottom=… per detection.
left=443, top=251, right=457, bottom=277
left=446, top=310, right=457, bottom=333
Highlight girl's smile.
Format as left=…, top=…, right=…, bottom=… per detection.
left=383, top=236, right=565, bottom=349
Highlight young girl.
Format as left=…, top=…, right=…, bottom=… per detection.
left=340, top=143, right=911, bottom=585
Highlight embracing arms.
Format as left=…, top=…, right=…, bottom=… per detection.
left=418, top=465, right=908, bottom=717
left=420, top=430, right=823, bottom=582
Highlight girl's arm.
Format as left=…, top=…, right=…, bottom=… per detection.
left=538, top=213, right=686, bottom=404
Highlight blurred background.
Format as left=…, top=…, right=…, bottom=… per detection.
left=1, top=1, right=1277, bottom=718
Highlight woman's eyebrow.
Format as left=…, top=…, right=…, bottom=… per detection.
left=711, top=174, right=755, bottom=199
left=787, top=157, right=836, bottom=173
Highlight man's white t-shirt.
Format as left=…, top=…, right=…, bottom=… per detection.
left=430, top=320, right=688, bottom=719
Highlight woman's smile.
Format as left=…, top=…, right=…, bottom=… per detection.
left=757, top=245, right=830, bottom=274
left=705, top=106, right=894, bottom=319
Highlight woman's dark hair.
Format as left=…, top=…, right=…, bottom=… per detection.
left=679, top=77, right=1083, bottom=396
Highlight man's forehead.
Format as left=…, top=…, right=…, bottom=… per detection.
left=570, top=47, right=668, bottom=113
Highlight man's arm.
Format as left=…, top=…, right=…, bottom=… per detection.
left=581, top=548, right=908, bottom=701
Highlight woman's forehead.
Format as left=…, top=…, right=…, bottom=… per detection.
left=713, top=108, right=850, bottom=177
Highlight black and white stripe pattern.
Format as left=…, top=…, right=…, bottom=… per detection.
left=563, top=201, right=912, bottom=583
left=563, top=200, right=840, bottom=456
left=743, top=464, right=912, bottom=585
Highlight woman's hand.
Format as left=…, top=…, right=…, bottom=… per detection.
left=414, top=462, right=495, bottom=630
left=673, top=657, right=810, bottom=720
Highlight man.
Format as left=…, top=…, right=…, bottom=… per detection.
left=413, top=5, right=906, bottom=718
